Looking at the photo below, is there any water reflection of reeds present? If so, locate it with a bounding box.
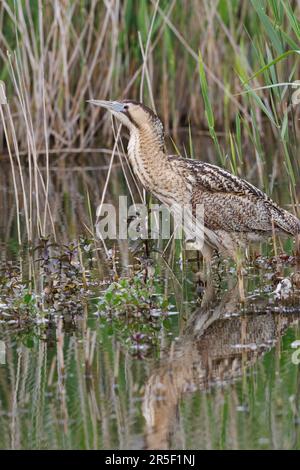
[0,280,299,450]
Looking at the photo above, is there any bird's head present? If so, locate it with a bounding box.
[87,99,164,148]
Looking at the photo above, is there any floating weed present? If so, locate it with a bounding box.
[95,273,176,357]
[0,238,102,323]
[0,239,178,355]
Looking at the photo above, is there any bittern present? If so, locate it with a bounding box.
[88,99,300,259]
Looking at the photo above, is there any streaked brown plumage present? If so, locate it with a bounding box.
[88,99,300,256]
[143,284,300,449]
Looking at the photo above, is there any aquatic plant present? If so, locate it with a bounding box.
[96,273,176,356]
[0,238,99,322]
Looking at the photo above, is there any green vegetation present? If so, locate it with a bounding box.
[0,0,300,451]
[0,0,299,245]
[96,274,175,355]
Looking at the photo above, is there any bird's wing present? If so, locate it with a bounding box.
[168,156,300,235]
[171,157,266,197]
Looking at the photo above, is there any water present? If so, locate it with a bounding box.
[0,255,299,450]
[0,143,300,450]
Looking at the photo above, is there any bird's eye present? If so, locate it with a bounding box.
[123,104,129,111]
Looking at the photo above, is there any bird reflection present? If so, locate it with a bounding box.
[142,283,300,449]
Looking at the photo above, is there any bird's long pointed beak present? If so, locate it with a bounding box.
[87,99,125,113]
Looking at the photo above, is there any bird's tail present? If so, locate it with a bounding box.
[270,205,300,236]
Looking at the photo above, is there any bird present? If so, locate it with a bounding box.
[142,282,299,449]
[88,99,300,262]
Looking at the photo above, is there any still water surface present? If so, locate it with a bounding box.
[0,144,300,449]
[0,258,299,450]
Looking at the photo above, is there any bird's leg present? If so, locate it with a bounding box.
[237,271,245,302]
[196,250,201,271]
[234,247,246,302]
[194,250,205,298]
[202,243,214,285]
[194,244,213,297]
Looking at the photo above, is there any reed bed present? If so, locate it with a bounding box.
[0,0,299,142]
[0,0,299,249]
[1,1,300,451]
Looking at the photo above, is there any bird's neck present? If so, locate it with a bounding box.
[127,124,167,190]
